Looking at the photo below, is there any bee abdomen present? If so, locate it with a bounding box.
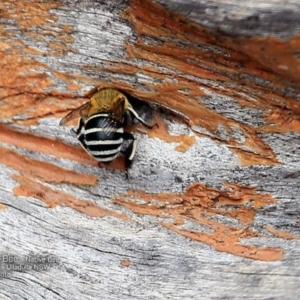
[78,115,124,163]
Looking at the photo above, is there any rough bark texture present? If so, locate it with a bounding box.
[0,0,300,299]
[157,0,300,38]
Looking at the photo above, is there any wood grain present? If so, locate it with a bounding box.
[0,0,300,299]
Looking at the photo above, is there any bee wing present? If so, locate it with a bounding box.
[97,97,125,135]
[59,102,90,126]
[110,95,125,121]
[100,118,120,135]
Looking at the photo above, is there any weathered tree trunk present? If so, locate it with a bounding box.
[0,0,300,299]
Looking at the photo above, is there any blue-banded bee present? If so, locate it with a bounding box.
[60,88,155,177]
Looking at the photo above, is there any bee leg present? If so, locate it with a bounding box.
[76,118,85,135]
[70,128,77,137]
[127,106,158,129]
[70,118,84,137]
[122,132,137,179]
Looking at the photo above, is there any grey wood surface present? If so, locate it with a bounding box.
[157,0,300,38]
[0,0,300,299]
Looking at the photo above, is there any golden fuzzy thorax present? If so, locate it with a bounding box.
[59,88,132,125]
[88,88,130,122]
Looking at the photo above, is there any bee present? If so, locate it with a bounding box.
[60,88,155,178]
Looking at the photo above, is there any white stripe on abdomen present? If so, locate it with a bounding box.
[85,138,123,146]
[84,127,124,135]
[88,145,122,156]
